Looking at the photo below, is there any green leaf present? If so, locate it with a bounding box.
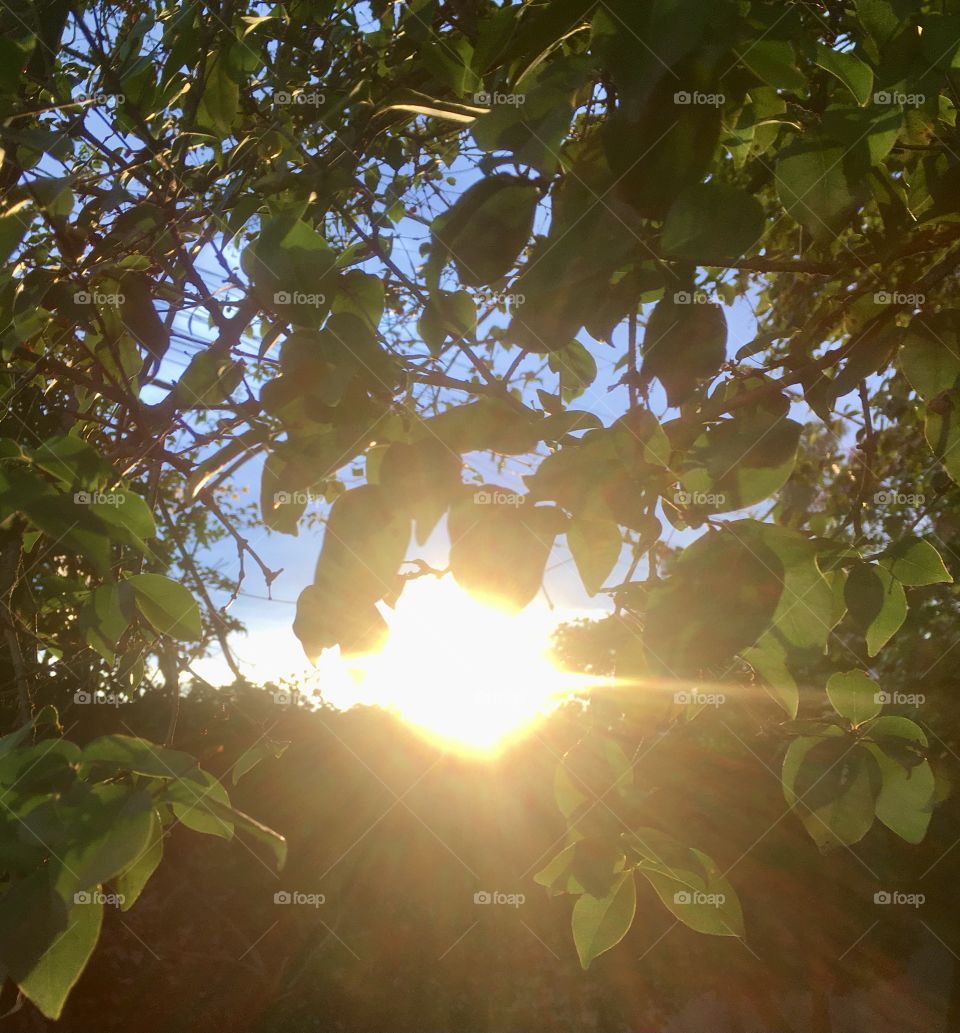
[820,105,903,167]
[427,398,542,455]
[642,299,727,407]
[569,838,628,898]
[231,738,290,785]
[826,669,883,724]
[29,435,112,491]
[51,786,156,897]
[727,86,790,167]
[920,13,960,69]
[333,270,385,329]
[0,872,68,998]
[867,745,935,844]
[166,768,234,841]
[259,452,308,536]
[533,843,585,896]
[857,0,908,51]
[739,39,806,91]
[471,56,589,174]
[924,387,960,484]
[814,44,874,106]
[312,484,410,604]
[296,484,410,656]
[621,827,701,871]
[548,340,598,403]
[0,466,112,576]
[160,781,287,869]
[212,800,287,870]
[606,79,721,220]
[31,176,74,219]
[879,538,952,587]
[899,314,960,401]
[378,438,463,544]
[113,808,163,911]
[661,183,766,263]
[679,411,802,513]
[845,562,907,656]
[571,871,636,969]
[197,53,239,135]
[639,851,744,937]
[242,213,337,329]
[554,762,589,822]
[567,518,622,596]
[420,34,480,95]
[81,734,202,780]
[616,409,672,469]
[16,888,102,1020]
[783,732,880,850]
[0,199,31,263]
[418,290,476,356]
[647,522,832,716]
[173,352,243,409]
[430,175,539,287]
[867,714,928,746]
[646,527,783,679]
[775,138,866,241]
[807,746,880,850]
[739,523,835,717]
[0,706,56,759]
[449,489,558,611]
[782,727,844,808]
[79,583,131,663]
[126,573,202,640]
[94,490,156,549]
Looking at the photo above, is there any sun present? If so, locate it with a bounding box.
[314,576,591,756]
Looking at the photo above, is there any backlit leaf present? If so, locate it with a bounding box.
[572,871,636,969]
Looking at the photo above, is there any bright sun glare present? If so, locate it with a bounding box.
[314,576,592,756]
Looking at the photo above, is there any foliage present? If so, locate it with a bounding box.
[0,706,284,1019]
[3,0,960,1001]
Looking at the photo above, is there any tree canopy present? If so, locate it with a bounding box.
[2,0,960,1018]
